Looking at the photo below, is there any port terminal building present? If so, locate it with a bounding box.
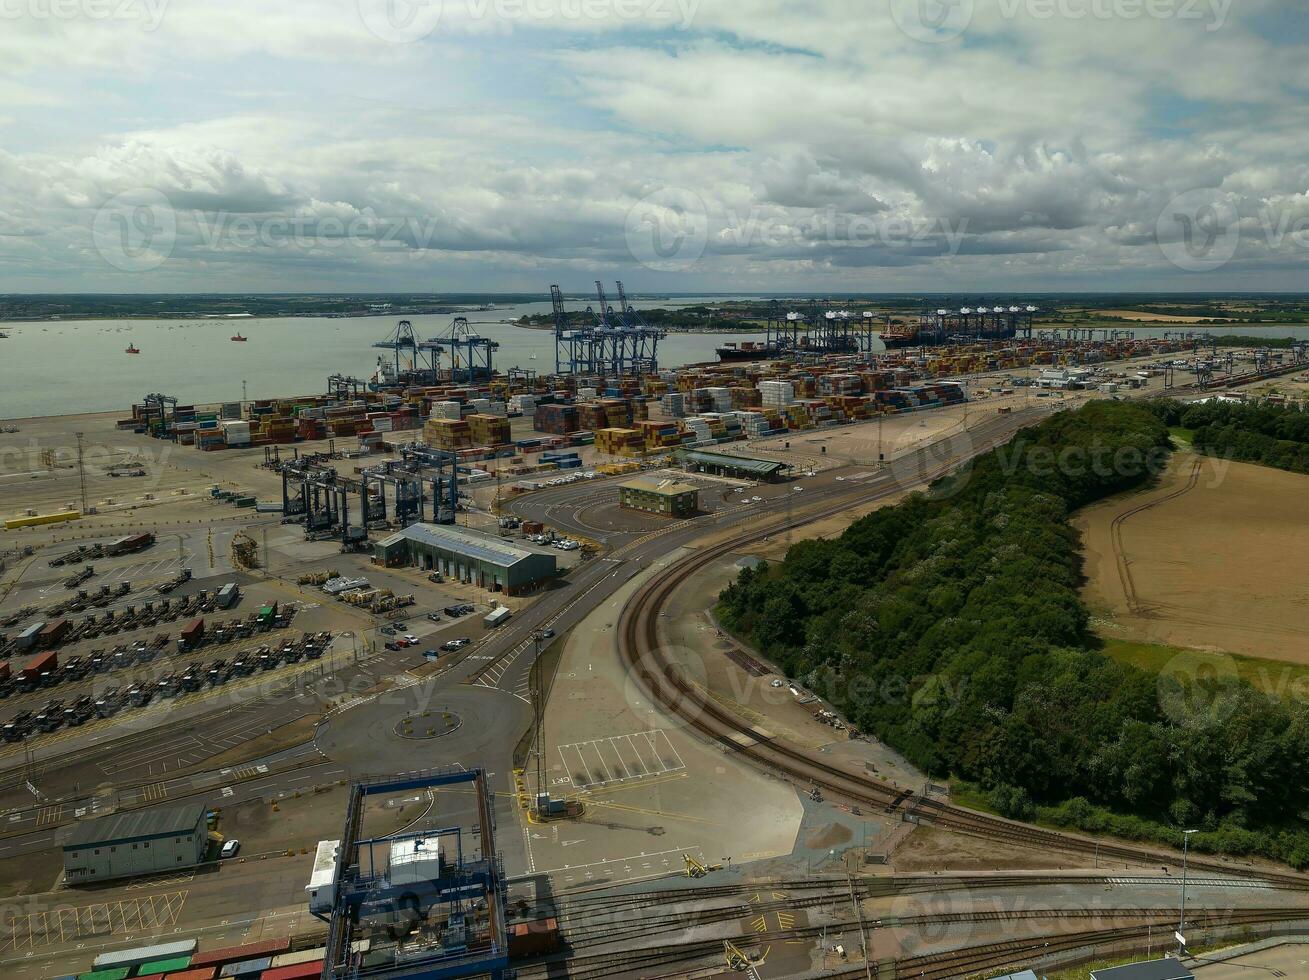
[62,803,209,884]
[373,523,557,595]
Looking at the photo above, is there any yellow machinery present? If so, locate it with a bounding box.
[684,853,723,878]
[724,940,751,971]
[231,531,259,569]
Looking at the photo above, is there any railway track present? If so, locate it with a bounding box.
[614,414,1309,891]
[517,906,1309,980]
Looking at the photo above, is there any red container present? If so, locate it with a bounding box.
[190,937,291,968]
[0,662,10,683]
[180,618,205,645]
[163,968,217,980]
[262,962,324,980]
[38,619,70,648]
[21,650,57,681]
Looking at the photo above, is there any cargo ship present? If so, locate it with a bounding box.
[716,341,785,362]
[878,319,921,349]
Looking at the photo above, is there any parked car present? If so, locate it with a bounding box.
[403,634,418,645]
[381,627,397,636]
[385,642,401,652]
[426,613,442,622]
[220,839,241,859]
[441,640,462,652]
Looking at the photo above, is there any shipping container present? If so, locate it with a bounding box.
[270,948,328,968]
[261,963,324,980]
[0,662,8,683]
[178,618,205,650]
[216,583,240,609]
[16,621,45,651]
[136,956,193,976]
[191,938,290,969]
[163,967,217,978]
[39,619,71,648]
[93,940,198,971]
[218,956,270,977]
[21,649,57,681]
[77,969,130,980]
[508,917,560,958]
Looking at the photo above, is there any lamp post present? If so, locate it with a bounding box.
[1178,828,1198,956]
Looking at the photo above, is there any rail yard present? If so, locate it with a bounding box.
[2,305,1308,980]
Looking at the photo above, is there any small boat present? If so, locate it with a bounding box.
[231,333,247,342]
[125,344,140,354]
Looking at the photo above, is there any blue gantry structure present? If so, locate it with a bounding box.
[320,768,509,980]
[551,281,665,376]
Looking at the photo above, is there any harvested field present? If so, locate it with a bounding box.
[1076,453,1309,663]
[1098,309,1241,323]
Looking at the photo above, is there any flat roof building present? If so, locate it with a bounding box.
[675,448,788,481]
[618,478,700,517]
[374,523,557,595]
[63,802,208,884]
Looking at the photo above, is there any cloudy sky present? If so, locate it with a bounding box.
[2,0,1307,294]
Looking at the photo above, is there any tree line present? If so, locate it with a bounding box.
[718,400,1309,867]
[1149,398,1309,475]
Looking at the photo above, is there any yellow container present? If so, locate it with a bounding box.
[5,510,81,530]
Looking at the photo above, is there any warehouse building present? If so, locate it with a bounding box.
[63,802,209,884]
[618,478,700,517]
[675,448,788,482]
[373,523,557,595]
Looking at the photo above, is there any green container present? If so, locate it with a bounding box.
[136,957,192,976]
[77,969,130,980]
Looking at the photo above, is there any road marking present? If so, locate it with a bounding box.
[0,891,187,951]
[557,730,686,791]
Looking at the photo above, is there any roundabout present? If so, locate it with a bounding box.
[394,709,462,740]
[314,680,532,774]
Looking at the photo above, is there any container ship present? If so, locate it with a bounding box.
[716,340,785,362]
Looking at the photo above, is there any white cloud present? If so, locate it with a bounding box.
[0,0,1306,290]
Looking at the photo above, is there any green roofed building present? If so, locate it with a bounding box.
[619,478,699,517]
[674,448,788,481]
[373,523,557,595]
[63,803,208,884]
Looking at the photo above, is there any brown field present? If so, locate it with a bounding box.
[1099,309,1241,323]
[1075,454,1309,663]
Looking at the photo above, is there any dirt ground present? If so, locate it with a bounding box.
[1076,453,1309,662]
[892,826,1102,873]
